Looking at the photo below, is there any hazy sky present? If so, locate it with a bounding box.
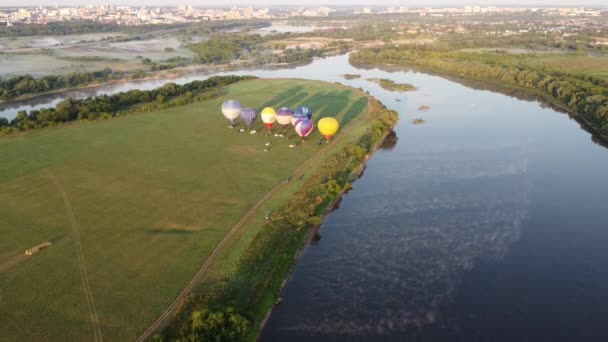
[3,0,607,7]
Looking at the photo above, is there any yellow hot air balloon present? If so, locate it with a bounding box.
[318,117,339,142]
[261,107,276,130]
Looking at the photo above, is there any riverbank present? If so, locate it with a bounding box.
[350,57,608,144]
[256,120,397,339]
[0,57,324,108]
[0,64,222,106]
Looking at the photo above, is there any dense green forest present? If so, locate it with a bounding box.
[0,75,254,134]
[188,32,329,66]
[163,99,398,342]
[0,68,116,100]
[351,48,608,137]
[189,33,264,64]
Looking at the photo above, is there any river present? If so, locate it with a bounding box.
[4,54,608,341]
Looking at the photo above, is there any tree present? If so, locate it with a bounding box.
[188,307,250,341]
[307,216,322,227]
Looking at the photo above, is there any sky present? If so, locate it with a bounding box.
[2,0,607,7]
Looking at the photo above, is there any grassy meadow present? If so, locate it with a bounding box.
[529,54,608,81]
[0,78,369,341]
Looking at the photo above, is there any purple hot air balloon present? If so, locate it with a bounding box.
[294,118,314,139]
[240,108,257,128]
[276,107,294,129]
[292,106,312,125]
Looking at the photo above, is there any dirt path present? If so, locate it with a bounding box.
[136,105,362,341]
[48,172,103,342]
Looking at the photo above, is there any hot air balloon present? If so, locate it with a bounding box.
[261,107,276,131]
[240,108,257,128]
[221,100,242,126]
[276,107,293,129]
[292,106,312,125]
[318,117,339,142]
[294,118,314,140]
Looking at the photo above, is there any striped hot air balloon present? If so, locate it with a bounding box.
[292,106,312,125]
[261,107,276,131]
[221,100,242,125]
[240,108,257,128]
[294,118,314,139]
[276,107,294,129]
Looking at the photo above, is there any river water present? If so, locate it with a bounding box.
[4,55,608,341]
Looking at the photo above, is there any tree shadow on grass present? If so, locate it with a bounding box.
[257,85,305,112]
[314,90,351,120]
[340,96,367,128]
[275,92,309,109]
[302,91,326,117]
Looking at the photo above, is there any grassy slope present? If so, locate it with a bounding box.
[0,78,369,341]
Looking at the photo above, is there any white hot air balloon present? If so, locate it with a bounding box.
[221,100,242,126]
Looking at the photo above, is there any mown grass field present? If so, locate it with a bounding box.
[0,78,369,341]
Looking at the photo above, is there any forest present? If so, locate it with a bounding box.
[187,32,329,66]
[0,68,116,100]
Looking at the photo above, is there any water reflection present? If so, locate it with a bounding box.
[352,60,608,150]
[379,130,398,150]
[262,141,531,340]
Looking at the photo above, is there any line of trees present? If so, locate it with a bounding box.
[0,68,116,100]
[351,48,608,137]
[253,46,325,65]
[0,75,255,134]
[164,98,398,341]
[0,21,192,37]
[0,21,121,37]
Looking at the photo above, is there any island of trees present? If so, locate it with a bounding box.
[367,78,417,92]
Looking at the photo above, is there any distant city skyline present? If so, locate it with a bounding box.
[1,0,607,7]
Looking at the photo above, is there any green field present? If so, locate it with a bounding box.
[0,78,370,341]
[530,54,608,81]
